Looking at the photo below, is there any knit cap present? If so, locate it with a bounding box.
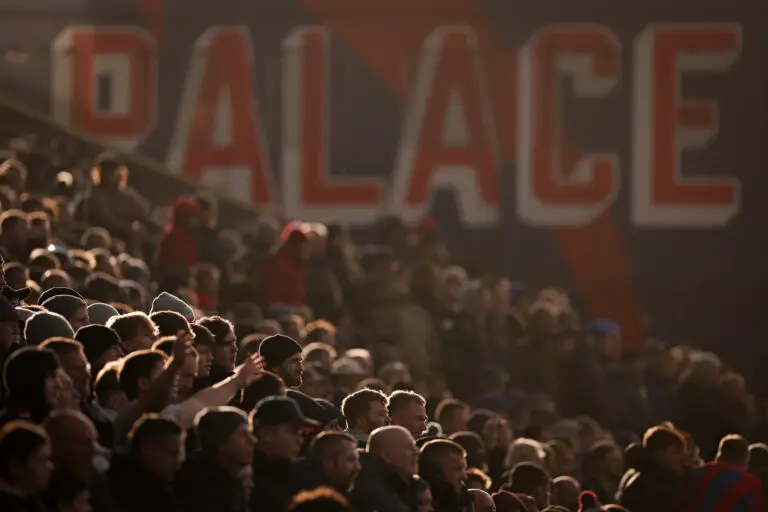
[41,295,87,320]
[87,303,119,326]
[15,307,34,322]
[258,334,302,369]
[24,311,75,346]
[150,292,195,323]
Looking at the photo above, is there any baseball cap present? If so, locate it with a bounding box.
[0,285,30,305]
[251,396,320,430]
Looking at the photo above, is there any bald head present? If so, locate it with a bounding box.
[367,425,412,454]
[44,409,93,439]
[43,410,97,477]
[470,489,496,512]
[551,475,581,510]
[367,425,418,475]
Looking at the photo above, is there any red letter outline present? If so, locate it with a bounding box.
[632,24,742,228]
[166,27,273,205]
[517,25,621,227]
[389,25,500,227]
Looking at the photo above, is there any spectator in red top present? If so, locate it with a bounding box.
[689,434,764,512]
[259,225,311,309]
[155,197,202,270]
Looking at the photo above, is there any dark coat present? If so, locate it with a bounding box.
[421,478,472,512]
[250,450,295,512]
[175,453,247,512]
[349,453,413,512]
[619,467,688,512]
[108,454,180,512]
[0,492,46,512]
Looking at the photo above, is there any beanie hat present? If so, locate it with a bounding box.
[38,287,83,305]
[578,491,604,512]
[15,307,34,322]
[150,292,195,323]
[191,324,215,349]
[41,295,87,320]
[75,325,121,362]
[87,303,119,326]
[258,334,302,368]
[194,406,248,454]
[24,311,75,346]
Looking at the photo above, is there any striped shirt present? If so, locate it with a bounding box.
[689,461,764,512]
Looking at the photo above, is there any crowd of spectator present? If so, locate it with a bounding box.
[0,133,764,512]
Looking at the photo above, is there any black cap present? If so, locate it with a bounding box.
[0,296,19,323]
[75,325,121,362]
[258,334,302,368]
[251,396,320,430]
[0,285,30,305]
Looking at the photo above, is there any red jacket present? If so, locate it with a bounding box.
[259,241,306,308]
[156,198,200,268]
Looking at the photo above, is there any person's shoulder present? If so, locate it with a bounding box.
[743,468,763,487]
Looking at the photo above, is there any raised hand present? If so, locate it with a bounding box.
[235,354,265,387]
[171,330,195,365]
